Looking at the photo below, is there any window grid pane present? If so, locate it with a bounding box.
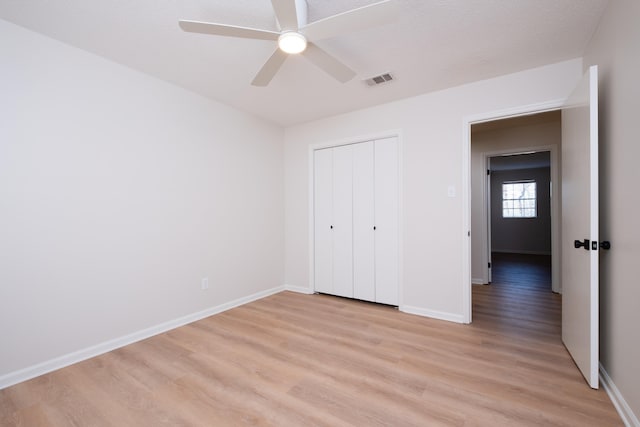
[502,181,537,218]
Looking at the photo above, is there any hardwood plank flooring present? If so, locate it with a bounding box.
[1,259,622,425]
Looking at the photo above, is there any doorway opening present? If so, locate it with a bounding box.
[470,111,561,324]
[462,67,599,387]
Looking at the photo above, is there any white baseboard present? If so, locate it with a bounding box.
[400,305,464,324]
[0,285,286,390]
[284,284,314,294]
[472,278,487,285]
[600,363,640,426]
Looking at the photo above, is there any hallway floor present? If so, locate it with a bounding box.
[473,253,559,339]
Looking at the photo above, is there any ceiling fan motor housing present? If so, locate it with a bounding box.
[278,31,307,54]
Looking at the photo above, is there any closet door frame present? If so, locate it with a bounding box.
[308,130,403,306]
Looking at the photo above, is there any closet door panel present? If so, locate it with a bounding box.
[374,138,399,305]
[332,145,354,298]
[313,148,333,294]
[353,141,375,302]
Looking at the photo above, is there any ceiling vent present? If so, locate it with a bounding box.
[364,72,394,86]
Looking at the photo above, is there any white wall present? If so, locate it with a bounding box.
[0,20,284,381]
[471,119,560,284]
[284,59,582,321]
[583,0,640,423]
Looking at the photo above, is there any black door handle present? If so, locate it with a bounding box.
[600,241,611,250]
[574,239,590,250]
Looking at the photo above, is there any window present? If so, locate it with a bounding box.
[502,181,537,218]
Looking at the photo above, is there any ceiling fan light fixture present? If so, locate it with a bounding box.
[278,32,307,54]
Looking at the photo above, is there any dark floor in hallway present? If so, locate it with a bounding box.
[472,252,560,340]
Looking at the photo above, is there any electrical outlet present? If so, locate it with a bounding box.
[201,277,209,290]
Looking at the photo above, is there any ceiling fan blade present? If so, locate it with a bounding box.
[301,0,397,41]
[302,43,356,83]
[271,0,299,31]
[252,48,288,86]
[179,20,280,41]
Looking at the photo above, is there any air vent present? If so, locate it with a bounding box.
[364,72,394,86]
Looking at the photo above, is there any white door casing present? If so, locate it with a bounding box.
[561,65,599,389]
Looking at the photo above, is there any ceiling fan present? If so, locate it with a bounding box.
[179,0,396,86]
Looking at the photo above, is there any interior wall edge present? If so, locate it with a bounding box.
[0,285,287,391]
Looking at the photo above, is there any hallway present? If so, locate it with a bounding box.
[473,253,559,339]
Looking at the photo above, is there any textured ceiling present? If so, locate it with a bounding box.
[0,0,609,126]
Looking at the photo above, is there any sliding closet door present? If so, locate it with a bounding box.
[374,137,399,305]
[313,148,333,294]
[331,145,354,298]
[353,141,375,301]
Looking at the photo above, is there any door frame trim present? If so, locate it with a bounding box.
[461,100,565,324]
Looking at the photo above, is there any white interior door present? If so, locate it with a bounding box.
[561,65,599,389]
[332,145,354,298]
[374,137,399,305]
[353,141,375,302]
[313,149,333,294]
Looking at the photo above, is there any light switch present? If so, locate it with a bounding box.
[448,185,456,198]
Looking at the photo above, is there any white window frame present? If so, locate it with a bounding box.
[502,180,537,218]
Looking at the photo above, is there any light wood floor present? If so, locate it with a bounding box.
[0,258,622,426]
